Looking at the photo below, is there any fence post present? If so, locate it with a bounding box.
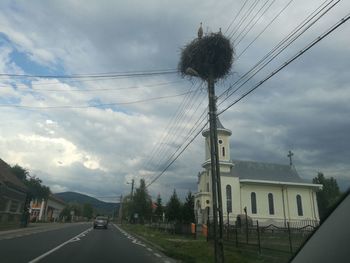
[227,212,230,240]
[287,221,293,256]
[207,220,210,242]
[235,227,238,248]
[257,220,261,254]
[244,207,248,244]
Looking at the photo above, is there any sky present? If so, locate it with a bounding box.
[0,0,349,203]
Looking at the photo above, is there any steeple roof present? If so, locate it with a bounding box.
[216,117,225,129]
[202,117,232,137]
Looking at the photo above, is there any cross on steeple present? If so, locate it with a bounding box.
[288,150,294,166]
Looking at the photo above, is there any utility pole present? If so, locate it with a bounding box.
[118,194,123,224]
[208,75,225,263]
[130,179,135,197]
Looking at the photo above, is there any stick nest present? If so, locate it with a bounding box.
[179,33,234,80]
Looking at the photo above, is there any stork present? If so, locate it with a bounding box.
[198,22,203,39]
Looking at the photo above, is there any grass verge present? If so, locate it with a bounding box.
[121,224,291,263]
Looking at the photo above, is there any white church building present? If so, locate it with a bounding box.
[194,119,322,227]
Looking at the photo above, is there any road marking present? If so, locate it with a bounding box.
[113,224,171,261]
[28,227,92,263]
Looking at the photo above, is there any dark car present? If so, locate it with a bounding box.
[93,216,109,229]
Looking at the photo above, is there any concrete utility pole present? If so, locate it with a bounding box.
[207,75,225,263]
[131,179,134,197]
[118,194,123,224]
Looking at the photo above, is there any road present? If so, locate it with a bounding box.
[0,223,173,263]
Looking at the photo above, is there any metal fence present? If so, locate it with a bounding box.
[148,222,196,236]
[208,219,318,257]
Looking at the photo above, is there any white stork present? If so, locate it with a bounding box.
[198,22,203,39]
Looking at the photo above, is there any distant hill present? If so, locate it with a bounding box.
[55,191,119,216]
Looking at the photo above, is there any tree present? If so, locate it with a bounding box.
[60,203,82,221]
[132,179,152,223]
[313,172,341,220]
[82,203,94,220]
[11,164,29,181]
[154,194,164,222]
[166,189,182,223]
[10,164,50,200]
[10,164,50,226]
[182,191,195,224]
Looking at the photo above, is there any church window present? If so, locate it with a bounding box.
[218,139,223,144]
[226,185,232,213]
[207,183,209,192]
[268,193,275,215]
[251,192,257,214]
[296,194,303,216]
[222,147,225,157]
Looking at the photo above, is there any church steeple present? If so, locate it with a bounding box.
[202,118,232,172]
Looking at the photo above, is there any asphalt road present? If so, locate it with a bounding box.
[0,223,172,263]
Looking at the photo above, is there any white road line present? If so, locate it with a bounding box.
[147,248,153,252]
[154,253,162,258]
[28,227,92,263]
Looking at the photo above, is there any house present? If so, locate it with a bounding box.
[194,119,322,227]
[30,194,66,222]
[0,159,28,228]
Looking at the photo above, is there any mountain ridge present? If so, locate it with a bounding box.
[55,191,119,216]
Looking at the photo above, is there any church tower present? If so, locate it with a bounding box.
[202,118,233,173]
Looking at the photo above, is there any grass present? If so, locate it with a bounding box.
[121,224,292,263]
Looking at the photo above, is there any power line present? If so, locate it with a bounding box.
[235,0,296,60]
[227,0,260,39]
[234,0,276,47]
[0,89,197,109]
[142,81,201,171]
[224,0,250,34]
[0,69,178,79]
[218,0,339,105]
[7,80,184,92]
[232,0,273,43]
[146,120,208,188]
[151,86,206,170]
[218,12,350,116]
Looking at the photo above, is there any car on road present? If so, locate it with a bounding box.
[93,216,109,229]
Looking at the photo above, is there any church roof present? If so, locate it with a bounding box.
[230,160,308,184]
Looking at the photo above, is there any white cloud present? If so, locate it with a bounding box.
[0,0,349,201]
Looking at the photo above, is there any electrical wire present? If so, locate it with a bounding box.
[0,90,197,109]
[0,69,178,79]
[218,0,339,105]
[218,13,350,116]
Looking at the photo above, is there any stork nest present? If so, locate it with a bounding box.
[179,33,234,81]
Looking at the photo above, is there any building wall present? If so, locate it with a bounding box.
[0,183,27,227]
[239,183,319,226]
[196,173,320,227]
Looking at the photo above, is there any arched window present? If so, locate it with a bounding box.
[226,185,232,213]
[222,147,225,157]
[268,193,274,215]
[251,192,257,214]
[296,194,303,216]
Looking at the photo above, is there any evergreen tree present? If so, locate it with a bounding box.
[313,172,341,220]
[132,179,152,223]
[166,189,182,223]
[154,194,164,222]
[182,191,195,223]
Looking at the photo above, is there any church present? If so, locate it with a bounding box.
[194,119,322,227]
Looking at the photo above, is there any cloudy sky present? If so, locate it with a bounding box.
[0,0,349,203]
